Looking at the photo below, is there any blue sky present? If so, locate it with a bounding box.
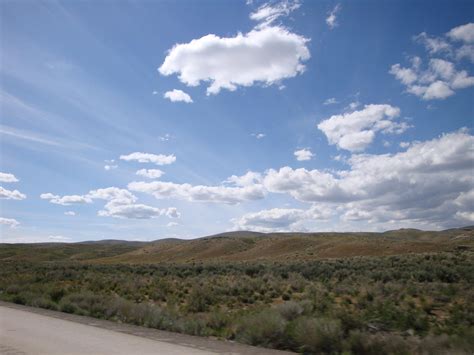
[1,0,473,242]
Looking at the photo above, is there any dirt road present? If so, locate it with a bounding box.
[0,303,290,354]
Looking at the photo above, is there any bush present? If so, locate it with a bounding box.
[345,331,412,355]
[291,317,343,353]
[236,309,286,348]
[277,301,303,321]
[187,286,214,313]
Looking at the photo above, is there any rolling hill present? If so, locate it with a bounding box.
[1,227,472,263]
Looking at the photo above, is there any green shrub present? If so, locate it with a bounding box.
[277,301,303,321]
[291,317,343,353]
[236,309,286,348]
[345,330,412,355]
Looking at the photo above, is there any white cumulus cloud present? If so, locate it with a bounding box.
[447,23,474,43]
[317,104,407,152]
[158,26,310,95]
[262,130,473,227]
[233,205,332,232]
[294,148,314,161]
[41,186,178,220]
[391,23,474,99]
[163,89,193,103]
[0,172,18,183]
[129,171,265,205]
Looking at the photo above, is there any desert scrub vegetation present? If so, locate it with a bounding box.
[0,250,473,354]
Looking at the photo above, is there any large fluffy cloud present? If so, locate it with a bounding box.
[317,104,407,152]
[128,181,265,205]
[120,152,176,166]
[232,205,332,232]
[262,130,473,227]
[129,171,265,204]
[98,201,179,219]
[158,26,310,95]
[127,129,472,228]
[447,23,474,43]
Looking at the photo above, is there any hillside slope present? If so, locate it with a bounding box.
[96,228,472,264]
[1,227,472,264]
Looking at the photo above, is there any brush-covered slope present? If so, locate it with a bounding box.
[1,227,472,264]
[0,240,145,262]
[94,227,473,264]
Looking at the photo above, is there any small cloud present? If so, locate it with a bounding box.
[252,133,266,139]
[399,141,411,148]
[104,164,118,171]
[0,172,19,183]
[347,101,361,110]
[163,89,193,103]
[152,91,159,95]
[167,222,179,227]
[0,187,26,200]
[323,97,338,105]
[332,154,347,163]
[0,217,20,228]
[48,235,71,242]
[120,152,176,166]
[64,211,76,216]
[294,148,314,161]
[382,140,391,147]
[326,4,341,29]
[159,133,173,142]
[250,0,301,28]
[136,169,165,179]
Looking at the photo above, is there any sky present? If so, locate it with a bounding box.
[1,0,473,243]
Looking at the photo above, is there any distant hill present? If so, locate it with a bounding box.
[1,227,472,264]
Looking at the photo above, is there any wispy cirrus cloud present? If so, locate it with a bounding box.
[326,4,341,29]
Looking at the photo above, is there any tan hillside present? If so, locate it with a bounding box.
[1,227,472,264]
[92,227,474,264]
